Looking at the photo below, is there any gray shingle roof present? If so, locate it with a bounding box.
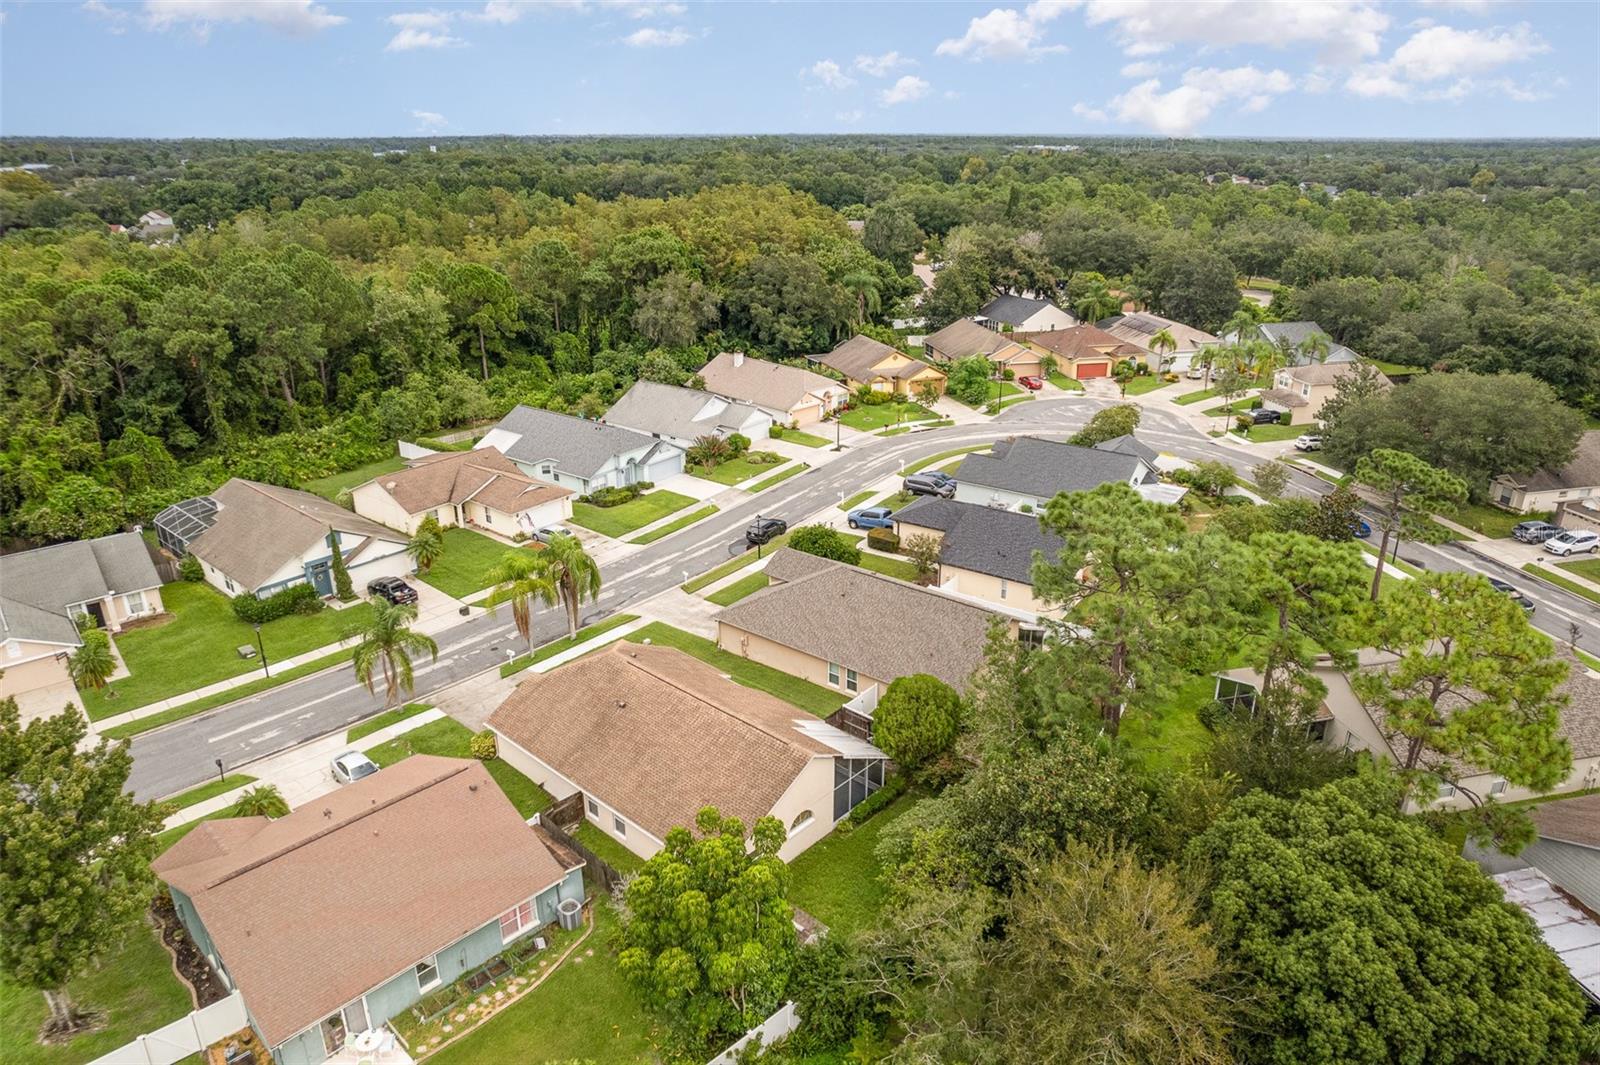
[1500,431,1600,494]
[956,437,1149,499]
[602,380,767,444]
[0,532,162,647]
[894,497,1063,585]
[813,335,938,384]
[1255,322,1359,364]
[1093,434,1160,466]
[696,352,843,414]
[478,405,669,480]
[923,318,1013,360]
[979,293,1062,327]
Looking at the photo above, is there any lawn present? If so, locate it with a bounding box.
[627,505,716,544]
[570,490,696,538]
[417,527,527,600]
[82,581,374,720]
[164,773,257,811]
[1046,371,1083,392]
[301,456,406,502]
[837,490,874,512]
[1203,399,1260,417]
[838,401,937,432]
[857,552,920,583]
[1558,557,1600,583]
[425,902,660,1065]
[776,428,830,448]
[1174,386,1223,406]
[625,622,845,718]
[870,489,916,510]
[1121,374,1172,396]
[1523,563,1600,605]
[1368,359,1426,377]
[500,614,641,676]
[1452,503,1547,540]
[788,792,917,938]
[948,381,1023,409]
[905,445,990,474]
[690,452,788,485]
[101,648,351,741]
[348,702,432,742]
[573,822,646,877]
[0,926,193,1065]
[749,463,809,492]
[367,717,552,817]
[1240,422,1305,443]
[706,571,770,606]
[1120,673,1216,776]
[681,532,793,593]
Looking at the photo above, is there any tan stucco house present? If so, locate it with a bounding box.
[696,351,846,427]
[892,497,1064,615]
[351,448,572,540]
[1260,362,1389,425]
[921,319,1044,380]
[1100,312,1219,374]
[811,335,947,397]
[1017,324,1147,381]
[1491,431,1600,514]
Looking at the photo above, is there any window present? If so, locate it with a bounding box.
[845,668,858,693]
[1306,719,1329,742]
[415,955,440,992]
[1019,626,1046,649]
[1301,384,1311,397]
[1437,779,1456,799]
[483,509,493,525]
[499,899,535,942]
[833,758,885,821]
[123,590,146,615]
[1214,677,1259,714]
[999,578,1008,600]
[827,662,840,687]
[319,1011,347,1056]
[586,797,599,816]
[541,464,553,477]
[223,577,235,593]
[1490,779,1508,796]
[788,811,814,837]
[613,815,627,836]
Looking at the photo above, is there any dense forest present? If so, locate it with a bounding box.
[3,135,1599,543]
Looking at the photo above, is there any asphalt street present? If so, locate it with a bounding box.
[124,396,1600,800]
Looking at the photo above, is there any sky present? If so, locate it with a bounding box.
[1,0,1596,139]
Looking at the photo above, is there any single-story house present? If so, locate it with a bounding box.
[476,404,685,493]
[809,335,947,398]
[978,293,1077,333]
[696,351,846,427]
[921,318,1045,379]
[892,497,1064,614]
[0,532,163,723]
[350,448,572,540]
[1236,321,1359,365]
[169,479,413,599]
[1098,312,1219,373]
[601,379,773,451]
[153,756,585,1065]
[714,548,1014,697]
[488,642,888,863]
[1016,324,1147,381]
[952,436,1168,512]
[1259,362,1389,425]
[1491,431,1600,514]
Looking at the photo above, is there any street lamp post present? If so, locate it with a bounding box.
[253,622,270,678]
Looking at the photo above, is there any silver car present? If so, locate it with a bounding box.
[331,751,379,785]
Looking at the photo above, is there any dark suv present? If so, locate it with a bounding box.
[903,471,957,498]
[367,576,419,606]
[1249,408,1284,425]
[746,516,788,546]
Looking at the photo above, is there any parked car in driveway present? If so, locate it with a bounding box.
[1249,408,1284,425]
[746,515,787,546]
[1486,577,1536,613]
[903,471,957,498]
[1017,375,1043,391]
[367,576,419,606]
[1512,520,1561,544]
[847,506,895,530]
[1293,434,1323,451]
[531,525,567,545]
[331,751,379,785]
[1545,530,1600,556]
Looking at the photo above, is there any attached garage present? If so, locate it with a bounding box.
[642,447,685,483]
[1075,361,1111,379]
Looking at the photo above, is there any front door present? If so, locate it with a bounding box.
[85,601,108,628]
[306,561,334,597]
[320,1011,347,1056]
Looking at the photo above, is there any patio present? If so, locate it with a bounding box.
[327,1028,415,1065]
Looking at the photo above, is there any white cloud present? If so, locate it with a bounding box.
[805,59,856,90]
[935,2,1070,62]
[622,25,690,47]
[82,0,130,33]
[386,25,461,51]
[1078,1,1389,65]
[617,1,687,17]
[880,75,931,106]
[388,10,453,30]
[1072,102,1108,122]
[412,109,448,130]
[854,50,913,77]
[1346,22,1549,100]
[1094,65,1294,136]
[1417,0,1497,11]
[477,1,528,23]
[140,0,345,36]
[1120,60,1159,77]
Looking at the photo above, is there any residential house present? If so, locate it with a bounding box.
[161,479,412,599]
[152,756,585,1065]
[1099,312,1219,373]
[0,533,163,722]
[809,335,947,398]
[1242,321,1360,365]
[350,448,572,540]
[713,548,1013,697]
[476,405,685,493]
[488,642,888,863]
[1491,431,1600,514]
[601,379,773,451]
[695,351,846,427]
[977,293,1077,333]
[1259,362,1389,426]
[952,436,1171,512]
[139,209,174,228]
[1016,324,1147,381]
[892,497,1064,614]
[921,318,1044,379]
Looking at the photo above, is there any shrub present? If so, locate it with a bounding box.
[846,774,908,826]
[470,730,498,760]
[1019,503,1034,514]
[726,432,750,456]
[903,533,940,581]
[866,528,900,553]
[768,425,785,439]
[583,484,647,508]
[178,553,204,582]
[511,531,529,543]
[872,674,961,769]
[1235,415,1254,433]
[231,582,322,624]
[790,524,862,564]
[687,434,732,469]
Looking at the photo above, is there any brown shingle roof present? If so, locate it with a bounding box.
[924,318,1012,360]
[816,335,941,384]
[1260,387,1310,408]
[370,449,570,516]
[1016,324,1144,361]
[153,757,573,1048]
[697,352,844,413]
[489,643,833,841]
[1282,362,1381,387]
[1533,792,1600,850]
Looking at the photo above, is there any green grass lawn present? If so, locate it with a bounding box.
[573,822,646,877]
[1174,386,1223,405]
[164,773,257,811]
[1120,673,1216,776]
[1046,371,1084,392]
[102,647,351,741]
[417,527,527,600]
[788,792,917,938]
[839,402,937,432]
[82,581,374,720]
[367,717,552,817]
[1122,374,1172,396]
[1554,559,1600,593]
[348,702,432,742]
[1203,399,1259,417]
[426,902,660,1065]
[870,489,916,510]
[905,445,990,474]
[837,490,874,512]
[690,452,788,485]
[681,532,793,593]
[1369,359,1426,377]
[1452,503,1547,540]
[776,428,830,448]
[571,490,696,538]
[857,552,920,582]
[0,927,193,1065]
[302,456,407,502]
[749,463,809,492]
[1523,563,1600,605]
[706,571,770,606]
[500,614,641,676]
[1241,422,1305,443]
[626,622,845,718]
[627,505,717,544]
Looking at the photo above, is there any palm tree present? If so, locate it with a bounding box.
[1221,310,1261,345]
[1148,327,1178,373]
[407,515,445,574]
[839,271,883,326]
[231,784,290,818]
[536,533,603,640]
[484,549,557,657]
[1073,282,1121,324]
[350,602,439,709]
[1295,331,1332,365]
[68,629,116,697]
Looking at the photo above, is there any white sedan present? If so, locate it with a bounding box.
[331,751,379,785]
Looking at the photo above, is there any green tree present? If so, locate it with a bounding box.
[902,532,941,583]
[484,548,554,657]
[230,783,290,818]
[1071,276,1122,324]
[788,524,862,565]
[1068,402,1140,447]
[1352,448,1468,600]
[838,272,883,326]
[349,601,439,708]
[1245,532,1369,700]
[1252,458,1293,500]
[1112,359,1138,397]
[0,701,167,1036]
[943,355,993,407]
[67,628,116,697]
[406,514,445,575]
[1147,326,1178,371]
[329,531,354,602]
[862,206,923,272]
[532,532,602,640]
[1147,243,1241,333]
[632,272,720,348]
[871,674,960,770]
[432,262,520,380]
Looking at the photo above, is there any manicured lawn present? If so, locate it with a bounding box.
[1174,386,1223,405]
[426,902,660,1065]
[348,702,432,742]
[625,622,845,718]
[995,395,1034,412]
[1240,422,1305,443]
[1046,371,1083,391]
[905,445,990,474]
[776,428,830,448]
[706,572,770,606]
[573,822,646,876]
[570,490,696,538]
[102,648,351,741]
[1453,503,1548,540]
[749,463,809,492]
[0,926,193,1065]
[839,402,937,432]
[1120,673,1216,776]
[367,717,552,817]
[857,552,920,583]
[164,773,257,811]
[837,490,874,512]
[302,456,406,502]
[417,526,528,600]
[681,533,793,593]
[1122,374,1172,396]
[500,614,640,676]
[1523,563,1600,605]
[1578,650,1600,672]
[788,792,917,938]
[1203,399,1259,417]
[1556,557,1600,583]
[82,581,374,720]
[1369,359,1426,377]
[871,490,916,510]
[690,452,788,485]
[627,505,716,544]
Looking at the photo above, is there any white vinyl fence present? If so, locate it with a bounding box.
[88,992,248,1065]
[706,1001,800,1065]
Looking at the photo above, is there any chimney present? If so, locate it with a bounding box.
[732,351,744,368]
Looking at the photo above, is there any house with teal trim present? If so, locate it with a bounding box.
[152,756,586,1064]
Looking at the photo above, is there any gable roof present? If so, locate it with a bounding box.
[1094,433,1161,466]
[713,548,1002,690]
[153,756,574,1048]
[814,335,941,384]
[0,532,161,648]
[696,352,843,413]
[1099,312,1218,353]
[1256,321,1359,364]
[1017,324,1145,361]
[894,497,1064,585]
[979,293,1070,328]
[602,380,768,443]
[1281,361,1375,387]
[1500,431,1600,494]
[923,318,1014,359]
[367,448,570,516]
[488,643,862,840]
[476,405,669,480]
[1533,792,1600,851]
[955,436,1150,499]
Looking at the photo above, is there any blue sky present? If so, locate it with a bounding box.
[2,1,1596,138]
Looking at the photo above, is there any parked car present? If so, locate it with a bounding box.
[531,525,567,545]
[1293,434,1323,451]
[1249,408,1283,425]
[1486,577,1536,613]
[746,515,787,546]
[847,506,895,530]
[1351,518,1372,539]
[367,576,419,606]
[1545,530,1600,556]
[1186,365,1209,380]
[1017,375,1043,391]
[1512,520,1561,544]
[903,471,957,498]
[331,751,379,785]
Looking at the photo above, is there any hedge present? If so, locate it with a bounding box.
[231,582,323,624]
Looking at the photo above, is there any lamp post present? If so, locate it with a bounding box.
[253,622,270,678]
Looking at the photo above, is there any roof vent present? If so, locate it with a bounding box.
[616,700,627,709]
[469,783,478,792]
[323,808,332,818]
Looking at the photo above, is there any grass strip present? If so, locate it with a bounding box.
[572,822,646,876]
[856,552,920,582]
[837,490,875,512]
[748,463,809,492]
[162,773,257,810]
[100,649,351,741]
[706,572,769,606]
[627,505,717,544]
[570,490,696,538]
[776,429,829,448]
[905,444,990,474]
[499,614,640,677]
[681,533,791,593]
[625,622,844,718]
[367,717,551,817]
[347,702,432,743]
[1522,563,1600,606]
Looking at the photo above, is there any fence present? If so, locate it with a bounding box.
[87,991,247,1065]
[536,817,628,894]
[706,1001,801,1065]
[543,790,585,830]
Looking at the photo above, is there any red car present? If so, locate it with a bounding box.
[1017,375,1043,391]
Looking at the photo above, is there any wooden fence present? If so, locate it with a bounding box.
[538,817,628,894]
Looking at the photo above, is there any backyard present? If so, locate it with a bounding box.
[417,527,529,600]
[570,490,696,538]
[690,451,788,485]
[1452,503,1549,540]
[625,622,846,718]
[366,717,552,818]
[788,792,917,938]
[1119,673,1216,776]
[838,401,937,432]
[302,456,406,501]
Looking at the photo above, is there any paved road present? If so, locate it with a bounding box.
[124,397,1599,799]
